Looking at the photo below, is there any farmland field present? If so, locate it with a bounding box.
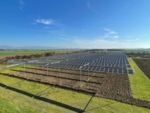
[0,50,70,56]
[128,58,150,101]
[0,53,150,112]
[0,68,150,113]
[1,65,150,109]
[132,58,150,79]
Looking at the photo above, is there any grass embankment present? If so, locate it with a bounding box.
[0,66,150,113]
[0,50,69,56]
[128,58,150,101]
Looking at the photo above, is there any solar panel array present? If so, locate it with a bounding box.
[7,52,134,74]
[47,53,134,74]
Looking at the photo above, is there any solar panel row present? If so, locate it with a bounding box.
[47,64,134,74]
[47,53,134,74]
[9,52,134,74]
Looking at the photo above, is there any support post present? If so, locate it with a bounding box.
[24,63,25,76]
[47,65,48,76]
[80,68,82,87]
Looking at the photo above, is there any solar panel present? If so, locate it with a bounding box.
[82,66,86,70]
[127,65,131,68]
[113,68,118,73]
[128,70,134,74]
[123,72,128,74]
[20,53,134,74]
[109,68,113,71]
[96,67,100,71]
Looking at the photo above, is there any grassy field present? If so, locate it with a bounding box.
[0,66,150,113]
[0,50,72,56]
[128,58,150,101]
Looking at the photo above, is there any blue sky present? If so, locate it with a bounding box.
[0,0,150,49]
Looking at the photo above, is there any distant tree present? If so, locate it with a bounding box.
[5,56,14,60]
[34,54,40,58]
[30,55,35,59]
[44,52,55,56]
[15,55,21,59]
[44,52,50,56]
[22,55,27,59]
[51,52,55,55]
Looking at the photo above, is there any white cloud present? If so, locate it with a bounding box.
[72,38,143,49]
[87,1,99,14]
[104,28,119,39]
[104,28,118,35]
[104,28,110,32]
[59,33,145,48]
[125,38,139,42]
[19,0,24,10]
[36,19,54,25]
[58,28,150,48]
[113,35,119,39]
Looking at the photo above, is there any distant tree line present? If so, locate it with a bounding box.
[5,52,56,60]
[126,52,150,57]
[0,52,56,63]
[0,50,83,63]
[107,49,125,51]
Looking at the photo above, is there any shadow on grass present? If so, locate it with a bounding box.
[0,82,84,113]
[83,93,95,112]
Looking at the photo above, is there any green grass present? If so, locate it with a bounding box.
[128,58,150,101]
[0,64,6,68]
[0,97,32,113]
[0,64,33,72]
[0,50,70,56]
[0,67,150,112]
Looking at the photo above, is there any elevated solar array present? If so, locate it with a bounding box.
[47,53,134,74]
[7,53,134,74]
